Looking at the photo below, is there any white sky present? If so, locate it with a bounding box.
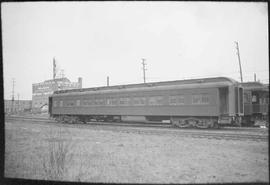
[2,2,268,100]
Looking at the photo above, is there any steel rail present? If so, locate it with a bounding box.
[5,116,268,142]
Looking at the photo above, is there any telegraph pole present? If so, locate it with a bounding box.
[17,93,20,112]
[53,57,56,79]
[142,58,147,83]
[11,78,15,113]
[107,76,110,86]
[235,41,243,83]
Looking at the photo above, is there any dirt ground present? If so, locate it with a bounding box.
[4,120,269,183]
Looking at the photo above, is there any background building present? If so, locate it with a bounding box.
[5,99,32,114]
[32,77,82,113]
[32,58,82,113]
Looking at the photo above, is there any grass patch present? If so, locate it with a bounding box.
[41,127,74,181]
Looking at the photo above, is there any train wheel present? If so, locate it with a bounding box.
[172,119,190,128]
[195,119,218,129]
[179,120,194,128]
[234,117,242,127]
[178,122,191,128]
[213,122,219,129]
[194,119,208,129]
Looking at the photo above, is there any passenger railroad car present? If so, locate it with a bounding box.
[241,82,269,127]
[49,77,244,128]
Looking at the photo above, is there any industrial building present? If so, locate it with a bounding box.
[32,59,82,113]
[5,99,32,114]
[32,77,82,113]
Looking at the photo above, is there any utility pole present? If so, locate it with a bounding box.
[53,57,58,92]
[11,78,15,114]
[254,73,256,82]
[17,93,20,112]
[107,76,110,86]
[235,41,243,83]
[60,69,65,78]
[142,58,147,83]
[53,57,56,79]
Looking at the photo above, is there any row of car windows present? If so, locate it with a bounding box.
[244,94,269,104]
[53,94,210,107]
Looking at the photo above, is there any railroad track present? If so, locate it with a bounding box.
[5,116,268,142]
[5,116,172,127]
[5,115,50,121]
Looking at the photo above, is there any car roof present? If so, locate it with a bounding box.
[52,77,239,97]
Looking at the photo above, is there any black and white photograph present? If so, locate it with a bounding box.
[2,1,269,184]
